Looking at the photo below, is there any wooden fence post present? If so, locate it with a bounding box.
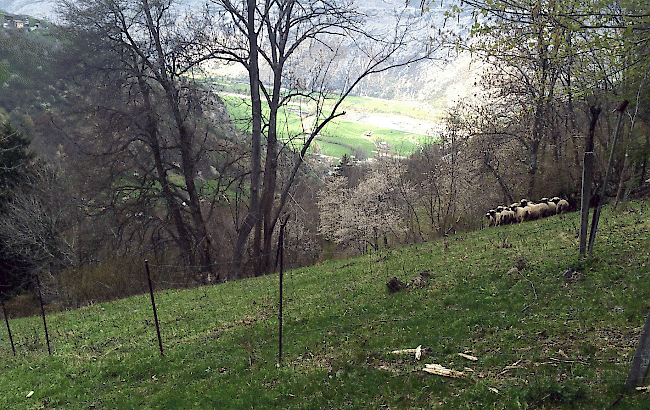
[277,214,289,367]
[588,100,628,255]
[580,106,600,256]
[625,309,650,391]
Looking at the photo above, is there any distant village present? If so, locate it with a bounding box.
[2,12,47,31]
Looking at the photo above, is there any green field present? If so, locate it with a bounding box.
[337,95,445,121]
[2,201,650,408]
[220,94,436,159]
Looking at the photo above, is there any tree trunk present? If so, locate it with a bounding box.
[143,0,214,275]
[138,75,196,269]
[258,68,284,276]
[231,0,262,279]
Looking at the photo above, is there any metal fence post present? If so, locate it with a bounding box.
[145,260,164,356]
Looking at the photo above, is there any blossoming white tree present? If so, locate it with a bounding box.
[318,159,415,253]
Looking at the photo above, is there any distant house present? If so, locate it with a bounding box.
[3,13,32,29]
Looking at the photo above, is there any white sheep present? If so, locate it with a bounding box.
[524,199,552,219]
[520,199,542,221]
[535,200,552,218]
[510,202,529,223]
[551,197,570,214]
[540,198,557,216]
[498,205,515,225]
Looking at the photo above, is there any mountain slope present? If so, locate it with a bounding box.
[1,0,475,101]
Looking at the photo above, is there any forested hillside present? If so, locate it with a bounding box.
[0,16,59,129]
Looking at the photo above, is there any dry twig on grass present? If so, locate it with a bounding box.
[423,363,465,379]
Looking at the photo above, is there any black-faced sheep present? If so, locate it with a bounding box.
[485,210,497,227]
[496,205,515,225]
[520,199,544,221]
[510,202,529,223]
[495,206,505,225]
[540,198,557,216]
[551,197,570,214]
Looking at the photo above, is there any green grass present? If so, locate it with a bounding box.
[311,139,355,158]
[337,95,445,121]
[4,201,650,408]
[220,95,431,158]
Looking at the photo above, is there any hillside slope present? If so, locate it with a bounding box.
[1,201,649,409]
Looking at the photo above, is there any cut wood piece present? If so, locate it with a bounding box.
[458,353,478,361]
[391,345,424,360]
[423,363,465,379]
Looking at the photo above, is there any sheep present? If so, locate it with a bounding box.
[535,200,552,218]
[519,199,543,221]
[494,206,505,225]
[498,205,515,225]
[551,197,570,214]
[510,202,529,223]
[485,210,497,227]
[540,198,557,216]
[528,202,549,220]
[495,206,512,225]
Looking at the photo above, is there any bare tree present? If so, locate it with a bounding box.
[0,167,76,301]
[408,112,481,237]
[58,0,243,279]
[203,0,437,276]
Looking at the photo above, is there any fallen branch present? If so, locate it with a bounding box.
[498,359,523,376]
[458,353,478,361]
[391,345,424,360]
[423,363,465,379]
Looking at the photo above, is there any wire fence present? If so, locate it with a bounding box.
[0,207,647,393]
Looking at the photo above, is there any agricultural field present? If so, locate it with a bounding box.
[218,88,443,161]
[2,201,650,408]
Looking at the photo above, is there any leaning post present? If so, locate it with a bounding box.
[1,298,16,356]
[35,273,51,355]
[588,100,628,255]
[625,309,650,391]
[579,105,600,256]
[145,260,164,356]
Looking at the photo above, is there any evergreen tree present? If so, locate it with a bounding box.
[0,121,37,300]
[0,121,36,209]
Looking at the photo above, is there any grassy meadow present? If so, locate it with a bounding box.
[220,94,435,160]
[2,201,650,409]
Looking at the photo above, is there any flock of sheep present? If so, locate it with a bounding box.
[485,197,570,227]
